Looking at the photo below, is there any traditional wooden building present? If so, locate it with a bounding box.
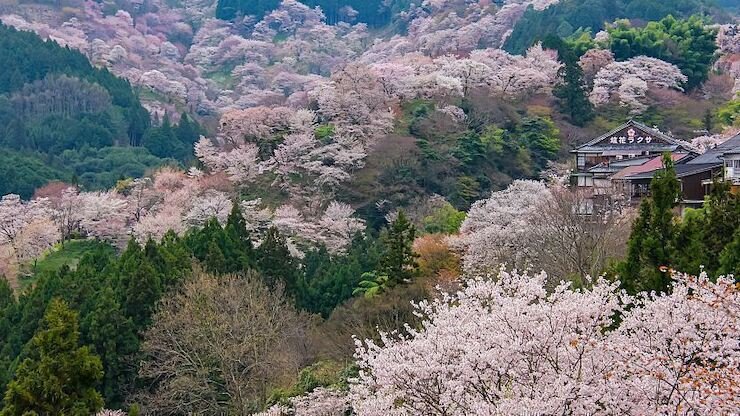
[572,122,740,210]
[687,133,740,194]
[571,120,696,192]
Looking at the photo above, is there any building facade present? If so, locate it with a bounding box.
[571,120,740,209]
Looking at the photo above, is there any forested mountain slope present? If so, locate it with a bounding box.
[505,0,733,53]
[0,1,738,414]
[0,24,204,198]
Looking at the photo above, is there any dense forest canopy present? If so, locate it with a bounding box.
[216,0,412,25]
[505,0,730,54]
[0,24,204,198]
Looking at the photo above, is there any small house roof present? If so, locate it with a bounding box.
[623,163,720,181]
[687,133,740,164]
[611,153,689,180]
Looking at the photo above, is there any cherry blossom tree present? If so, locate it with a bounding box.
[717,24,740,55]
[14,218,60,266]
[691,133,732,154]
[255,387,350,416]
[456,180,551,274]
[578,48,614,83]
[0,194,54,255]
[590,56,688,113]
[348,269,739,415]
[76,191,129,245]
[183,190,233,227]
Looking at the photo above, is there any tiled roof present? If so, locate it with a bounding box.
[574,119,693,153]
[611,153,689,180]
[623,163,720,181]
[688,133,740,164]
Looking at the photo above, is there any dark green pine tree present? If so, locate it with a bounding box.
[0,299,104,416]
[619,154,681,294]
[157,230,194,287]
[223,202,254,272]
[256,227,301,296]
[379,211,419,286]
[718,228,740,278]
[204,238,227,274]
[80,287,139,407]
[174,112,201,147]
[553,55,594,127]
[0,278,13,312]
[116,240,162,329]
[701,181,740,274]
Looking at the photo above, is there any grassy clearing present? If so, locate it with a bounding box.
[18,240,112,290]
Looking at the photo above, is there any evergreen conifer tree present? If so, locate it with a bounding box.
[379,211,419,286]
[620,154,680,293]
[256,227,300,295]
[1,299,103,416]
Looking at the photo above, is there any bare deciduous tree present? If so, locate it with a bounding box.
[530,187,632,284]
[137,270,311,415]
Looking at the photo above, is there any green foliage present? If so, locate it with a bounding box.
[0,235,191,408]
[619,155,681,293]
[719,228,740,276]
[515,117,561,172]
[314,124,335,143]
[422,202,466,234]
[353,272,390,299]
[0,149,67,199]
[116,240,162,329]
[0,24,149,146]
[0,25,194,197]
[716,98,739,127]
[300,233,381,317]
[620,177,740,288]
[256,227,301,296]
[504,0,722,55]
[20,240,113,290]
[607,15,718,89]
[1,299,104,416]
[143,114,203,161]
[378,211,419,286]
[549,38,595,126]
[267,360,353,406]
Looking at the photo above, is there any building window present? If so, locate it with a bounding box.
[727,159,740,179]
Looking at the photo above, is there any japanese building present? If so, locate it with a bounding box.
[571,120,740,210]
[572,120,696,191]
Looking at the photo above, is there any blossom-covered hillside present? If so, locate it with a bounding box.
[0,0,738,415]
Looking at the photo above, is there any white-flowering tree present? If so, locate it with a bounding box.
[255,387,349,416]
[590,56,688,113]
[76,191,129,245]
[271,201,365,255]
[14,218,60,266]
[0,195,51,249]
[348,270,739,415]
[457,180,551,274]
[183,190,233,227]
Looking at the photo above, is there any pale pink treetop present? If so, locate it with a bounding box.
[348,269,739,415]
[590,56,688,113]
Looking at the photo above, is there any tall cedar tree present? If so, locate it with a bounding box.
[546,35,594,127]
[380,211,420,285]
[116,240,162,329]
[1,299,103,416]
[256,227,301,297]
[619,154,680,293]
[80,287,138,407]
[223,202,255,271]
[553,56,594,126]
